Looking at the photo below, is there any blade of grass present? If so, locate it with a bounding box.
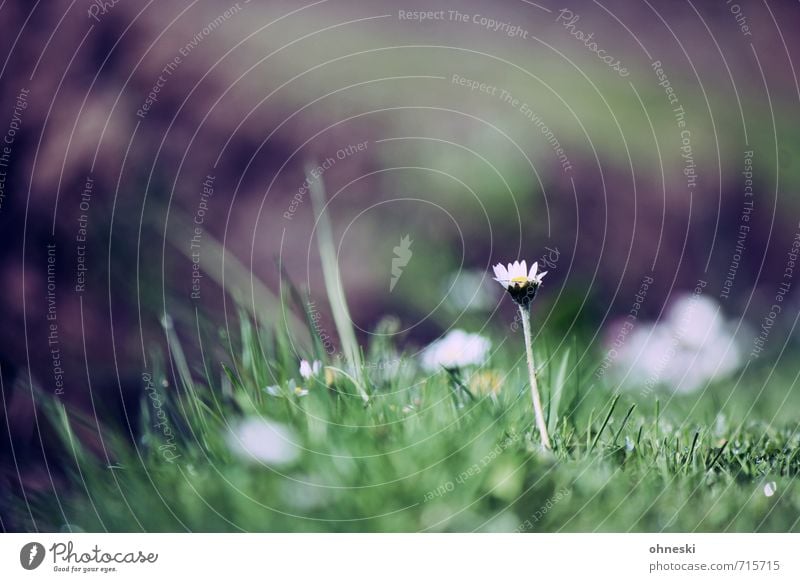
[585,408,594,451]
[612,404,636,446]
[684,430,700,472]
[653,399,660,443]
[706,440,729,471]
[308,167,369,403]
[162,314,208,433]
[548,348,571,435]
[589,393,621,453]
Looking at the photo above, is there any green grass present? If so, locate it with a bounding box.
[14,304,800,533]
[12,192,800,533]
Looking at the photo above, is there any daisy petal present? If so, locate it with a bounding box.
[492,263,508,280]
[529,262,539,279]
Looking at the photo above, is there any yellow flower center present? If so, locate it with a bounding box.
[511,276,528,285]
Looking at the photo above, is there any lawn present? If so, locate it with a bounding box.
[15,301,800,533]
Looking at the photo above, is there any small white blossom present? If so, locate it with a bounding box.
[763,481,777,497]
[625,436,635,452]
[288,379,308,397]
[264,385,281,397]
[299,359,322,380]
[421,329,491,371]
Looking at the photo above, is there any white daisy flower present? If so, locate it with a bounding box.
[492,258,551,449]
[492,260,547,306]
[226,417,300,466]
[421,329,491,371]
[299,359,322,380]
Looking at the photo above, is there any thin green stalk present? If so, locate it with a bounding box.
[590,393,620,453]
[308,168,369,403]
[612,404,636,446]
[684,430,700,472]
[519,304,551,449]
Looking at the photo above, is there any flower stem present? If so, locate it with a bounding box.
[519,304,551,449]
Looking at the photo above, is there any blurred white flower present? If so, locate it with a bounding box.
[299,359,322,380]
[613,294,743,393]
[763,481,777,497]
[226,417,300,465]
[288,378,308,397]
[421,329,490,371]
[625,436,635,452]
